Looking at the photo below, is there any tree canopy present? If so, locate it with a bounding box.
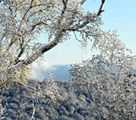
[0,1,136,119]
[0,0,105,88]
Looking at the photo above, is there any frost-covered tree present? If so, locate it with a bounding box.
[0,0,105,91]
[70,31,136,119]
[0,1,105,117]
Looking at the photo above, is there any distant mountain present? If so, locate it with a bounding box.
[30,64,70,81]
[49,65,70,81]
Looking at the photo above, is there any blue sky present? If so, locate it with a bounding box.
[40,0,136,66]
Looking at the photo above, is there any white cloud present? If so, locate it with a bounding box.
[29,61,52,81]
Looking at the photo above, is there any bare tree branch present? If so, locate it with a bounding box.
[23,30,64,65]
[97,0,105,16]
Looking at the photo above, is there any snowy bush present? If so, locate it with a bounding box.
[70,32,136,120]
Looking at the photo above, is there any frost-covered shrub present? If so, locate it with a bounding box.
[70,32,136,120]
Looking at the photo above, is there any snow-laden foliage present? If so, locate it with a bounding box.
[0,0,105,92]
[70,32,136,119]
